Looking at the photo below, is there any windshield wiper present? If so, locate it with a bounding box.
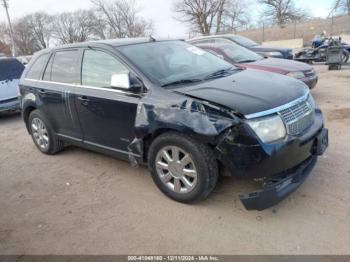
[204,67,237,80]
[161,79,202,87]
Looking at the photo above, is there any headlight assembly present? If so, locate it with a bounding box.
[265,51,282,57]
[287,71,305,79]
[247,115,286,143]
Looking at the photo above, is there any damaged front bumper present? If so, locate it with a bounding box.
[240,156,316,211]
[240,128,328,211]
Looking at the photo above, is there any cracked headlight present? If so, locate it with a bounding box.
[287,71,305,79]
[247,115,286,143]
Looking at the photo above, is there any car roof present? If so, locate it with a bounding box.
[189,34,236,42]
[0,57,21,63]
[35,37,183,55]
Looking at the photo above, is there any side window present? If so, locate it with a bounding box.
[191,39,214,45]
[43,54,54,81]
[82,49,129,88]
[213,38,232,45]
[26,53,50,80]
[51,50,79,84]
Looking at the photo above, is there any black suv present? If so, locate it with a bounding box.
[19,38,328,210]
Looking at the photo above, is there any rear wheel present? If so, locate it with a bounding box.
[148,132,218,203]
[29,110,64,154]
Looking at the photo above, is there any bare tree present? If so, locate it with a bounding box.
[331,0,350,15]
[52,10,94,44]
[258,0,308,27]
[0,18,43,55]
[221,0,251,32]
[26,12,53,49]
[0,14,52,56]
[91,0,153,38]
[173,0,226,34]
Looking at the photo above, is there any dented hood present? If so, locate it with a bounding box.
[174,69,308,116]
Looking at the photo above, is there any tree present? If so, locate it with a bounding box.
[258,0,308,27]
[221,0,251,32]
[90,0,153,38]
[0,13,52,56]
[52,10,94,44]
[173,0,252,34]
[26,12,53,49]
[173,0,225,34]
[331,0,350,15]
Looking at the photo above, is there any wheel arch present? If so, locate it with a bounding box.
[23,105,37,133]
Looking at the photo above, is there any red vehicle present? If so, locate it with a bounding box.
[189,37,318,89]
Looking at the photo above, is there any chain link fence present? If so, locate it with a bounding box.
[236,15,350,47]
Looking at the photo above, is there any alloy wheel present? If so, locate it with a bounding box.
[155,146,198,194]
[31,117,49,150]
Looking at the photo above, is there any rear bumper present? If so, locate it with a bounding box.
[0,97,20,112]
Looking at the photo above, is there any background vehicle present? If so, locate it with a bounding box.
[0,58,25,113]
[20,38,327,210]
[189,37,318,89]
[295,37,350,64]
[190,34,293,59]
[17,55,33,66]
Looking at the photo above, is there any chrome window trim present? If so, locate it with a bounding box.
[244,92,310,119]
[24,78,139,95]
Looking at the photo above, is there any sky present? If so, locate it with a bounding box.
[0,0,335,38]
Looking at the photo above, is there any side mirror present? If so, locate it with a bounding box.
[111,73,130,90]
[111,73,143,93]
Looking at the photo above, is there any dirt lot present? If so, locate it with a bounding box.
[1,64,350,255]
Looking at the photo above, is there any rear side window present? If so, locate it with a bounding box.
[51,50,79,84]
[0,59,25,81]
[81,49,128,88]
[26,54,50,80]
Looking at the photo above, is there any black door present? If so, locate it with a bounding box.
[39,49,82,140]
[74,48,141,154]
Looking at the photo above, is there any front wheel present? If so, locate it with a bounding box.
[148,132,218,203]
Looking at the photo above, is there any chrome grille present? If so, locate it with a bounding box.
[279,96,314,136]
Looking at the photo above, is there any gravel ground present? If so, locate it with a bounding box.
[0,64,350,255]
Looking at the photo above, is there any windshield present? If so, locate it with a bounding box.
[118,41,235,86]
[230,35,259,48]
[218,42,263,63]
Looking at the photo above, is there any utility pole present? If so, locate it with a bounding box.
[1,0,16,57]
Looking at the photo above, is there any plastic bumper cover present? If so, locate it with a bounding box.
[239,128,328,211]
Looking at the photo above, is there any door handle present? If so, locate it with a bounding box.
[77,96,90,105]
[38,89,46,94]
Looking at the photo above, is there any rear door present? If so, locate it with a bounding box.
[23,50,82,140]
[40,49,83,140]
[74,48,141,153]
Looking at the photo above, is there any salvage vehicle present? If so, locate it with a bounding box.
[189,36,318,89]
[0,57,25,113]
[191,34,293,59]
[19,38,328,210]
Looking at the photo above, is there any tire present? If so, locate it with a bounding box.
[342,50,349,64]
[28,109,64,155]
[148,132,218,203]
